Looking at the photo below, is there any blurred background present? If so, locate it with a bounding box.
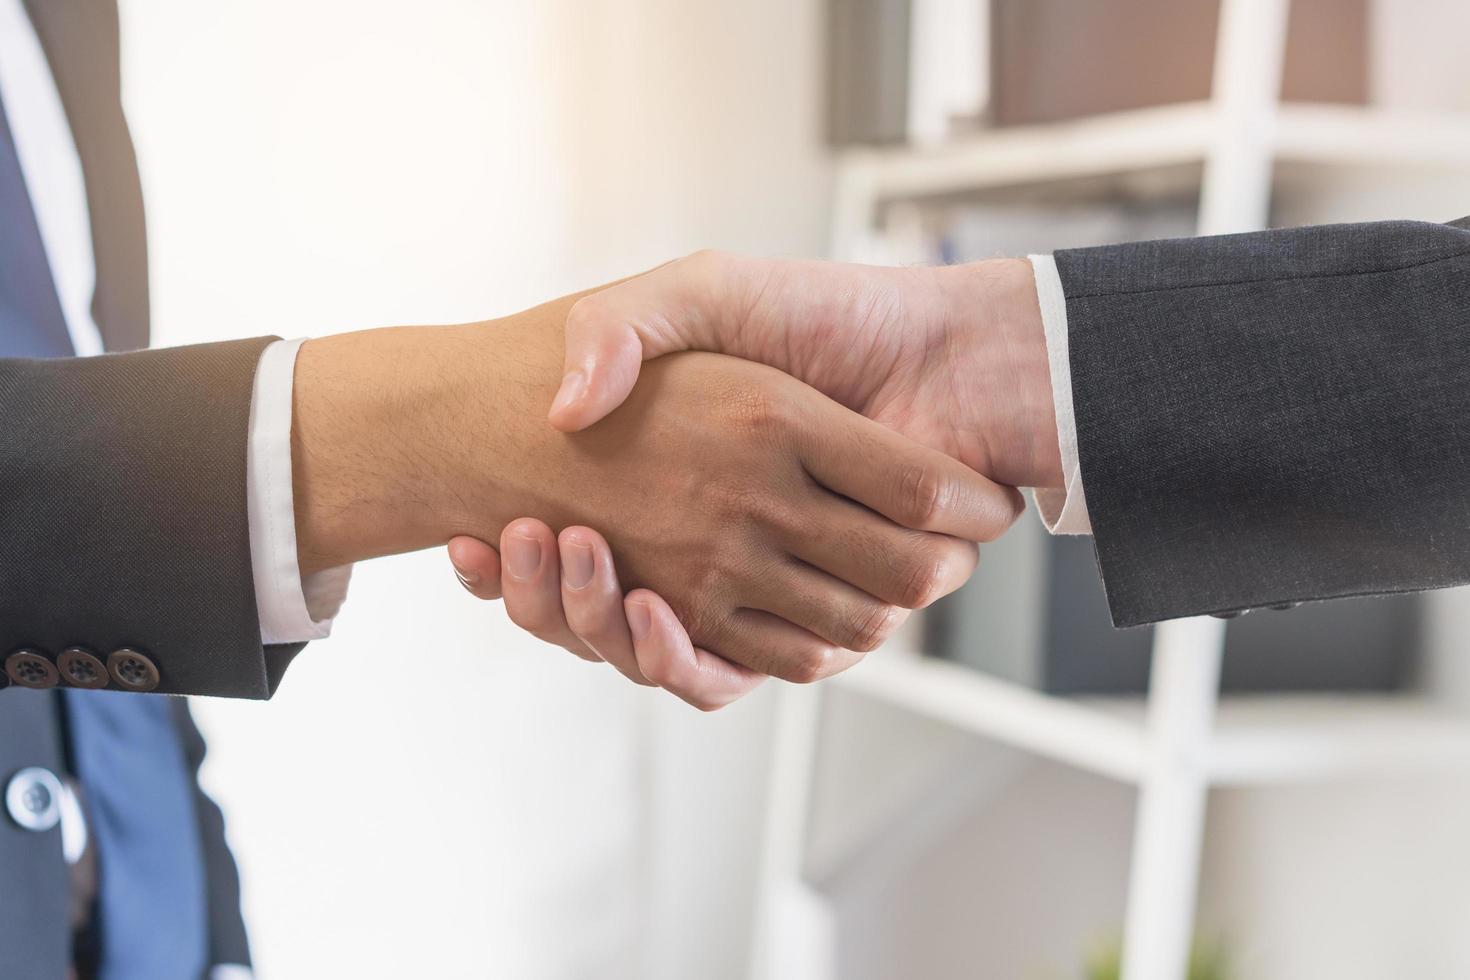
[118,1,1470,977]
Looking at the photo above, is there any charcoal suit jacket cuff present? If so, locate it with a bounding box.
[1055,216,1470,627]
[0,337,307,698]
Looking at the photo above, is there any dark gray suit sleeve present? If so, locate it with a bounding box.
[1056,216,1470,627]
[0,338,306,698]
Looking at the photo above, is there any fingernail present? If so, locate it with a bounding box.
[504,532,541,581]
[549,370,586,417]
[562,539,594,590]
[627,600,652,641]
[454,567,481,589]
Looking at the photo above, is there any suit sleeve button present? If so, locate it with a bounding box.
[5,650,59,689]
[58,647,109,689]
[107,648,160,692]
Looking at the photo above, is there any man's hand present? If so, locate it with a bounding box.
[292,288,1021,709]
[451,518,777,708]
[549,252,1061,488]
[447,254,1056,706]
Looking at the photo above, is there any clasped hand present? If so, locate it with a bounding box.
[428,254,1054,709]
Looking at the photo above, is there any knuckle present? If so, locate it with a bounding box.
[898,548,950,609]
[704,473,754,518]
[735,388,789,440]
[970,490,1023,543]
[678,596,723,645]
[707,485,794,546]
[848,603,904,653]
[760,496,809,542]
[896,463,948,529]
[784,644,840,685]
[996,487,1027,535]
[968,485,1025,543]
[681,551,737,609]
[701,479,737,519]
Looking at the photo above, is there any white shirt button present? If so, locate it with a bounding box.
[5,766,63,833]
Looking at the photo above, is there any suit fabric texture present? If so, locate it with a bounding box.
[1058,215,1470,627]
[1,2,297,976]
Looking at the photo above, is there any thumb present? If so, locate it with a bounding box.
[547,303,647,432]
[547,252,747,432]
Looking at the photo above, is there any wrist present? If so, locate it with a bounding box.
[289,323,509,574]
[939,258,1062,490]
[289,297,591,576]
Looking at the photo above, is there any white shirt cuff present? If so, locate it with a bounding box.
[1027,254,1092,535]
[247,338,352,644]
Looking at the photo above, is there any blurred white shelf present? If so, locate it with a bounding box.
[1273,104,1470,170]
[1198,696,1470,785]
[832,649,1151,782]
[833,651,1470,787]
[838,101,1470,202]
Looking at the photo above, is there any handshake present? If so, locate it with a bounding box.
[293,253,1061,709]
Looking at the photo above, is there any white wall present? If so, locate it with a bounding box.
[117,2,830,978]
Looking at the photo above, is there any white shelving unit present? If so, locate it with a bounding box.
[836,651,1470,791]
[832,100,1470,243]
[752,3,1470,980]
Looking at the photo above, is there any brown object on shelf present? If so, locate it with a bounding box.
[826,0,912,145]
[989,0,1367,127]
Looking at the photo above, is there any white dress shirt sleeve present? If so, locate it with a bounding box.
[1027,254,1093,535]
[248,338,352,644]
